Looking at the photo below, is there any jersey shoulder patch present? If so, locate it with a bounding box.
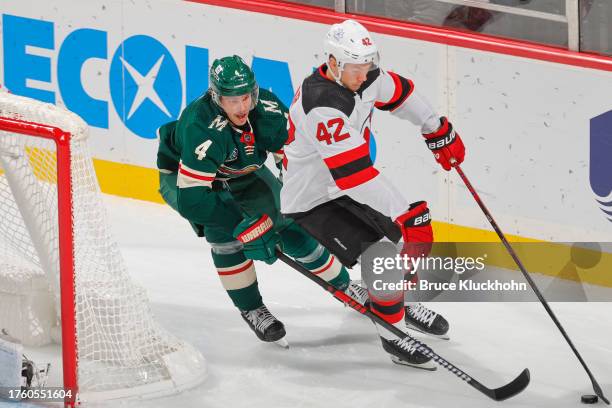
[207,114,230,132]
[182,92,229,133]
[301,70,356,118]
[256,88,288,118]
[252,91,289,152]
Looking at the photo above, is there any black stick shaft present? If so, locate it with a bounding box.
[453,163,609,405]
[276,250,529,401]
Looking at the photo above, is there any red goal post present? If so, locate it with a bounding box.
[0,116,78,404]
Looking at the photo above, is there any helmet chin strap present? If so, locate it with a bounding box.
[327,62,345,87]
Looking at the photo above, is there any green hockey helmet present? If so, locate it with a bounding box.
[209,55,259,109]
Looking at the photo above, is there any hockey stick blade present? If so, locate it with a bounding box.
[592,381,611,405]
[471,368,530,401]
[417,341,530,401]
[276,251,530,401]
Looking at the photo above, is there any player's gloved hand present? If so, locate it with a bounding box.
[422,117,465,171]
[234,214,280,264]
[394,201,434,259]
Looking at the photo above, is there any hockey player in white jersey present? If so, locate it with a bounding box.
[281,19,466,369]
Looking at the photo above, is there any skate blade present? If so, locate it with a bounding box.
[405,322,450,341]
[274,337,289,349]
[390,355,437,371]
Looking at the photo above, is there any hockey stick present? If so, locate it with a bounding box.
[452,162,610,405]
[276,250,530,401]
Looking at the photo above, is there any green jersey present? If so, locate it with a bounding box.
[157,89,288,228]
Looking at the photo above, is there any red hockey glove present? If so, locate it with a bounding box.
[423,117,465,171]
[394,201,433,259]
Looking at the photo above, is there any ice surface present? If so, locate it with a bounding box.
[10,195,612,408]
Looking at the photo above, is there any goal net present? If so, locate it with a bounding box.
[0,88,206,403]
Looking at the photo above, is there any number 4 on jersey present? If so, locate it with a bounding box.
[195,140,213,160]
[316,118,350,145]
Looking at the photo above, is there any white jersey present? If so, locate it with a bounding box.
[280,65,440,220]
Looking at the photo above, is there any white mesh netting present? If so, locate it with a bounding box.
[0,89,206,402]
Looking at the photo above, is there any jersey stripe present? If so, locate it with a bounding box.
[329,155,373,179]
[323,143,379,190]
[375,72,414,112]
[177,162,215,188]
[179,161,216,179]
[218,163,262,176]
[323,143,370,168]
[334,167,379,190]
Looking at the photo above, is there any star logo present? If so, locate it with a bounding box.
[120,55,171,119]
[109,35,182,139]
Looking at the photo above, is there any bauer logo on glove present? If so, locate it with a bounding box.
[411,212,431,226]
[423,117,465,171]
[426,129,456,150]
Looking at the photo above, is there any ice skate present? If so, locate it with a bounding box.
[405,303,450,340]
[241,305,288,348]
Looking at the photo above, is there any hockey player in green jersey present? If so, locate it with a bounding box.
[157,55,363,346]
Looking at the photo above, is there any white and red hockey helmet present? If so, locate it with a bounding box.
[323,19,379,78]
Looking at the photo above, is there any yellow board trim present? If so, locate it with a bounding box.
[93,158,165,204]
[432,221,542,243]
[92,161,612,288]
